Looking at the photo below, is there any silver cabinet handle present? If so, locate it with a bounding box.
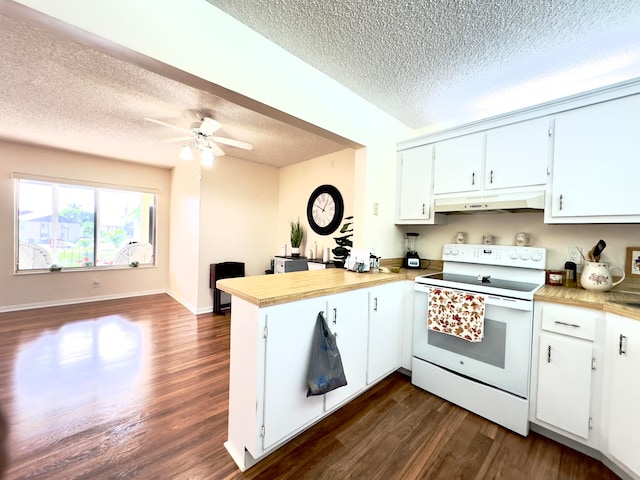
[333,307,337,324]
[619,334,627,355]
[547,345,551,363]
[373,297,378,312]
[490,169,494,184]
[422,203,425,215]
[471,172,475,185]
[559,194,563,211]
[554,320,580,328]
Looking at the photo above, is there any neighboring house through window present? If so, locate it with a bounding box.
[15,176,156,271]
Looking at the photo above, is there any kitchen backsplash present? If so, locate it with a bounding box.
[398,211,640,272]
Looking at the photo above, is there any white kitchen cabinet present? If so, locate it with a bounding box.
[366,282,404,384]
[536,332,593,438]
[433,118,549,196]
[547,94,640,222]
[529,302,604,448]
[261,297,327,450]
[324,289,369,410]
[484,117,550,190]
[604,312,640,478]
[396,145,444,224]
[224,277,407,471]
[433,133,484,194]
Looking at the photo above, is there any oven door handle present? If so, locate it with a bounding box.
[485,295,532,312]
[414,284,532,312]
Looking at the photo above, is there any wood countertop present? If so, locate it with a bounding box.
[218,266,640,321]
[217,267,437,308]
[535,282,640,321]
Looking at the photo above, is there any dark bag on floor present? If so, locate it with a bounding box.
[306,311,347,396]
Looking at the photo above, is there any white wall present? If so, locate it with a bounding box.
[277,150,355,260]
[0,140,171,311]
[167,159,201,312]
[197,155,280,313]
[397,211,640,274]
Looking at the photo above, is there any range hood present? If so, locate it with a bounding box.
[434,191,545,213]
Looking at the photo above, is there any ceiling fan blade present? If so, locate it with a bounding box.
[213,136,254,150]
[144,117,193,135]
[199,117,222,136]
[163,136,192,143]
[207,141,226,157]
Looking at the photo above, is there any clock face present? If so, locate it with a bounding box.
[306,185,344,235]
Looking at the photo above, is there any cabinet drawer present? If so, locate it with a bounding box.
[540,303,597,340]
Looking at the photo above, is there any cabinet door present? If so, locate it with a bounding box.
[398,145,434,221]
[367,282,404,384]
[606,314,640,476]
[485,118,550,190]
[262,298,326,450]
[324,289,369,410]
[551,94,640,218]
[536,332,593,439]
[433,133,484,194]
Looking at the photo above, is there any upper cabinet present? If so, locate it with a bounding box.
[433,133,484,194]
[396,144,445,224]
[547,94,640,222]
[432,118,550,196]
[484,118,550,190]
[397,81,640,225]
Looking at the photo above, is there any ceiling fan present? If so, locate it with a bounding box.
[145,116,253,164]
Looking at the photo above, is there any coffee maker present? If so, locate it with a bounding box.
[404,232,421,269]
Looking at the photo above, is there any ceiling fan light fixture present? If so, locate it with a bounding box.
[200,146,215,167]
[179,144,194,161]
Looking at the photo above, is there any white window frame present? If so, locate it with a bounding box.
[13,173,158,273]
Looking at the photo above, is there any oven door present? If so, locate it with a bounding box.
[413,283,533,398]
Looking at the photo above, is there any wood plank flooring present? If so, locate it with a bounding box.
[0,294,619,479]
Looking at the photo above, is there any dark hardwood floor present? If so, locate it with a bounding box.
[0,294,619,479]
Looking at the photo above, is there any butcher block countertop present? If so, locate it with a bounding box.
[217,268,436,308]
[535,280,640,321]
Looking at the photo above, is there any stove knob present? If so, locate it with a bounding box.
[509,250,519,260]
[531,251,543,262]
[451,247,459,255]
[444,246,452,255]
[519,251,531,260]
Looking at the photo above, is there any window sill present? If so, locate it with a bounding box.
[15,264,156,275]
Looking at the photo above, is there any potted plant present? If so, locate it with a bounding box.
[290,218,304,257]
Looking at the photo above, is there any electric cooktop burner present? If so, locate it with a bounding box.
[417,272,540,293]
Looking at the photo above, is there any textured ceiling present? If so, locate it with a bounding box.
[0,8,355,169]
[1,1,640,169]
[206,0,640,129]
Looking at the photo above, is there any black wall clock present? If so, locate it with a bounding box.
[306,184,344,235]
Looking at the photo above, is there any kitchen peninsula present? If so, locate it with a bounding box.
[217,268,413,471]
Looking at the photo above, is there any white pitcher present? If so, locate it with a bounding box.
[580,261,625,292]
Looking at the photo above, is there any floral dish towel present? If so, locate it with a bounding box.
[427,287,485,343]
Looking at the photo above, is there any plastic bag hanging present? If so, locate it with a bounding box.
[306,311,347,396]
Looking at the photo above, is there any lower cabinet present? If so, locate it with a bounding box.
[530,302,603,447]
[367,282,404,384]
[604,313,640,478]
[536,332,593,438]
[261,296,328,450]
[324,289,369,410]
[225,281,404,471]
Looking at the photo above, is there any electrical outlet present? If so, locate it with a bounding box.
[567,247,583,264]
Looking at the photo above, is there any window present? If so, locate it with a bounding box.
[16,178,156,271]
